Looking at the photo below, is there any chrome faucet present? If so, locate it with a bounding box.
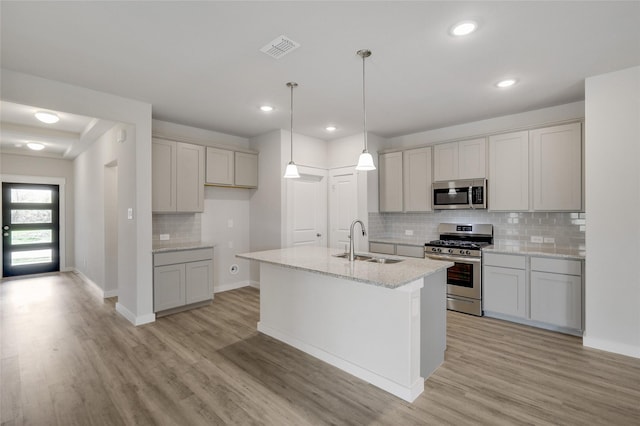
[349,219,367,262]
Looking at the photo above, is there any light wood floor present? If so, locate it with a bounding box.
[2,272,639,425]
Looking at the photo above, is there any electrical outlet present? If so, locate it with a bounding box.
[160,234,170,241]
[405,230,414,236]
[227,219,234,228]
[544,237,555,244]
[531,236,543,243]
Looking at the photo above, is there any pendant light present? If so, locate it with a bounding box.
[283,81,301,179]
[355,49,376,171]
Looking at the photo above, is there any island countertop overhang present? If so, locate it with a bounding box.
[236,246,452,289]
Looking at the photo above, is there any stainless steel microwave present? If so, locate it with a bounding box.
[432,179,487,210]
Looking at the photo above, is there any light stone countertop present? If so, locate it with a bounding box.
[236,246,452,289]
[483,244,585,260]
[152,242,215,253]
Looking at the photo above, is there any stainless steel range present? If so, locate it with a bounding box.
[425,223,493,316]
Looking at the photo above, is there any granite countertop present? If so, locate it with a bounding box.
[152,242,215,253]
[483,244,585,260]
[236,246,452,289]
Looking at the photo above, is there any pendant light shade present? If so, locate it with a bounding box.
[284,82,300,179]
[355,49,376,171]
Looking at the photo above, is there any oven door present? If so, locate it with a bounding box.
[432,185,471,209]
[426,254,481,299]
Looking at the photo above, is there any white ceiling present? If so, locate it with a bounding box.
[1,1,639,151]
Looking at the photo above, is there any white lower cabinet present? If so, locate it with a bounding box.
[484,265,527,319]
[153,248,214,314]
[483,252,583,335]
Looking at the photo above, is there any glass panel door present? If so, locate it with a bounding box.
[2,183,60,277]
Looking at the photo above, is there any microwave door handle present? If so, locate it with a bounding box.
[468,186,474,209]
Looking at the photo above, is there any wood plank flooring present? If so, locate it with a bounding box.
[2,272,639,425]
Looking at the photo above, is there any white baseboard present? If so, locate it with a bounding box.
[583,335,640,359]
[249,280,260,289]
[257,322,424,403]
[214,280,252,293]
[74,269,104,298]
[103,289,118,298]
[115,302,155,326]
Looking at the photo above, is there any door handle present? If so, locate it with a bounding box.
[316,233,322,237]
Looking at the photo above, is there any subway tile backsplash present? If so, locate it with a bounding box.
[368,211,586,250]
[152,213,201,245]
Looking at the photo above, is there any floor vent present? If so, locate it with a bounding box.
[260,35,300,59]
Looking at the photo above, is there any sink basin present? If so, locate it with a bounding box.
[333,253,373,261]
[366,257,404,264]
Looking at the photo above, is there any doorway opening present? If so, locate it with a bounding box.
[2,182,60,277]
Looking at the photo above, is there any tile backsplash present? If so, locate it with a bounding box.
[152,214,201,245]
[368,211,586,250]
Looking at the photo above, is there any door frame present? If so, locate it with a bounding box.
[1,174,67,276]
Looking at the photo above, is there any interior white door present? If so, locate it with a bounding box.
[286,167,327,247]
[329,167,358,250]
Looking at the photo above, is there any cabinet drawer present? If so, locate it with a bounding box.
[154,247,214,266]
[396,244,424,258]
[369,242,396,255]
[483,253,526,269]
[530,257,582,276]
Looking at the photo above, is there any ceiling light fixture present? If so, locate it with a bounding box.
[325,125,337,132]
[496,78,517,88]
[355,49,376,171]
[27,142,45,151]
[260,105,274,112]
[450,20,478,37]
[34,111,60,124]
[283,82,300,179]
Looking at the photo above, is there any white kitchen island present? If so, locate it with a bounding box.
[237,246,452,402]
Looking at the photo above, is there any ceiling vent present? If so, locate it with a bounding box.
[260,35,300,59]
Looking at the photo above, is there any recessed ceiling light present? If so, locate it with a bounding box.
[496,79,517,88]
[450,20,478,37]
[259,105,274,112]
[27,142,45,151]
[34,111,60,124]
[325,125,337,132]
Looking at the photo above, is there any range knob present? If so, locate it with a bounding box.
[448,249,453,254]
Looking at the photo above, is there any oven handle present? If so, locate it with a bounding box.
[426,254,481,264]
[447,297,475,304]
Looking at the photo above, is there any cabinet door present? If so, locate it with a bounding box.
[378,152,403,212]
[489,131,529,211]
[154,264,185,311]
[531,123,582,211]
[206,147,234,185]
[176,143,205,212]
[152,139,177,212]
[185,260,213,304]
[403,147,432,212]
[483,266,527,318]
[235,152,258,188]
[433,142,458,182]
[530,271,582,330]
[458,138,486,179]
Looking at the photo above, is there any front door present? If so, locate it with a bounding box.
[2,182,60,277]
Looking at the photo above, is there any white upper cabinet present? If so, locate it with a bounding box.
[152,138,204,213]
[489,131,530,211]
[531,122,582,211]
[234,152,258,188]
[378,152,403,212]
[433,138,486,181]
[206,147,258,188]
[403,147,432,212]
[205,147,234,186]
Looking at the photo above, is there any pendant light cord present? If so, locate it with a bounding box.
[362,53,367,152]
[290,83,294,161]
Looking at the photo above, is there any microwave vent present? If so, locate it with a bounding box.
[260,35,300,59]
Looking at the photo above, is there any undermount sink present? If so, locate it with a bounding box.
[333,253,373,261]
[366,257,403,264]
[332,253,403,264]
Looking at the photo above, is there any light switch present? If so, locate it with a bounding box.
[127,208,133,220]
[227,219,233,228]
[160,234,170,241]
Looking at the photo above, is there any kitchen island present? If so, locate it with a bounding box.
[236,246,452,402]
